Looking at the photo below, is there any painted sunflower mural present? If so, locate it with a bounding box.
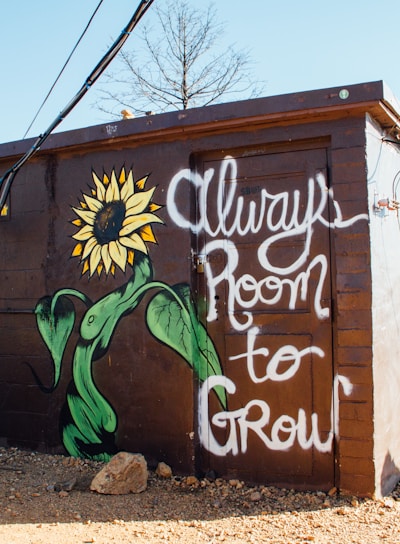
[71,168,163,278]
[35,166,225,461]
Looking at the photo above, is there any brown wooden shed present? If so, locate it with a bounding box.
[0,80,399,498]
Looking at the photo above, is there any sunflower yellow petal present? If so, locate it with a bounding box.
[92,171,106,201]
[136,176,148,191]
[120,213,164,237]
[119,233,148,254]
[125,187,156,216]
[72,207,96,225]
[89,244,102,277]
[101,244,113,274]
[141,224,157,243]
[127,250,134,266]
[120,170,135,202]
[105,170,121,202]
[83,193,103,212]
[108,240,127,272]
[149,203,162,212]
[82,260,90,276]
[82,237,98,260]
[72,224,94,241]
[119,167,126,184]
[71,243,83,257]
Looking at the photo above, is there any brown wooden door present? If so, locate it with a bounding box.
[194,144,335,489]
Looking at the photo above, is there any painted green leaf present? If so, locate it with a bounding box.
[146,283,226,409]
[35,295,75,390]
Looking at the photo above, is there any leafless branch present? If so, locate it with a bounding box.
[94,0,265,117]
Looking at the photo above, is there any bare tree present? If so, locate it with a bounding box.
[96,1,264,117]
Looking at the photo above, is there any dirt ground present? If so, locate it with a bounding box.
[0,447,399,544]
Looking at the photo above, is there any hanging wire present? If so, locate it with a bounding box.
[23,0,105,139]
[0,0,155,211]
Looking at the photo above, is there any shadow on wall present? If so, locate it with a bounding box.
[381,452,400,497]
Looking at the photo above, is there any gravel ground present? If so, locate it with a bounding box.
[0,447,399,543]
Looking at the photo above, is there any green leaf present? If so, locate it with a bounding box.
[35,295,75,390]
[146,283,226,409]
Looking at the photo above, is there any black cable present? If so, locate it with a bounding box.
[392,170,400,199]
[23,0,105,140]
[0,0,154,211]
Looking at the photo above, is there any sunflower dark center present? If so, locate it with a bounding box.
[94,201,126,244]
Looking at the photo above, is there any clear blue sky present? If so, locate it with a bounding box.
[1,0,399,144]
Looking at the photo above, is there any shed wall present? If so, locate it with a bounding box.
[0,86,396,496]
[329,117,374,496]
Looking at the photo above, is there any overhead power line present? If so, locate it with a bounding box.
[23,0,106,139]
[0,0,155,211]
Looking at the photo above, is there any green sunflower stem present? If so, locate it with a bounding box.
[62,254,154,459]
[41,253,225,460]
[63,341,118,461]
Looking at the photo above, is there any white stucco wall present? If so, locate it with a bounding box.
[367,114,400,496]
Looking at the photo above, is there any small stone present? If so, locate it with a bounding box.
[156,462,172,479]
[54,477,77,492]
[328,487,337,496]
[382,498,395,509]
[336,508,346,515]
[205,470,217,481]
[58,491,69,498]
[185,476,199,486]
[90,452,148,495]
[250,491,262,502]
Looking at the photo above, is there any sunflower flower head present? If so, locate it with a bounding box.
[71,167,163,278]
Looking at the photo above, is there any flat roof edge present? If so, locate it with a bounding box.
[0,80,398,159]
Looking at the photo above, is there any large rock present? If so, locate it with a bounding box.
[90,452,148,495]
